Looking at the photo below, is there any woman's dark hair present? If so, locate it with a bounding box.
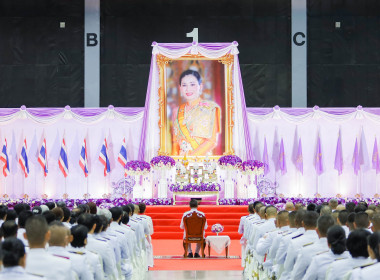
[121,213,129,225]
[6,210,17,221]
[367,232,380,261]
[122,205,132,216]
[1,238,25,267]
[45,202,56,210]
[179,69,202,85]
[70,225,88,248]
[138,203,146,214]
[327,225,346,254]
[347,229,371,258]
[13,203,26,215]
[93,215,103,233]
[306,203,316,212]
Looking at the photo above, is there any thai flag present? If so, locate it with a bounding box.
[19,138,29,178]
[99,138,111,176]
[38,138,48,177]
[118,138,128,167]
[0,139,10,177]
[58,138,69,178]
[79,138,89,177]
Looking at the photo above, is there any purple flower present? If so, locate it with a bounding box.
[125,160,151,174]
[150,156,176,168]
[169,182,221,192]
[218,155,242,169]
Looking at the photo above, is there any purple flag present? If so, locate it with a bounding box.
[372,138,380,174]
[262,137,270,175]
[295,138,303,174]
[315,134,324,175]
[279,138,287,175]
[352,138,360,175]
[334,132,343,175]
[359,129,370,172]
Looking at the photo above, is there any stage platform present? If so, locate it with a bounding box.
[145,205,247,239]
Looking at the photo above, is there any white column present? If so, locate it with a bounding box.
[84,0,100,107]
[291,0,307,107]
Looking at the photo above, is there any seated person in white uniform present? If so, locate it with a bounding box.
[303,225,350,280]
[24,215,74,280]
[326,229,374,280]
[349,231,380,280]
[180,199,207,258]
[0,238,44,280]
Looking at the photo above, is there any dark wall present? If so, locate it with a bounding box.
[0,0,84,107]
[307,0,380,107]
[100,0,291,107]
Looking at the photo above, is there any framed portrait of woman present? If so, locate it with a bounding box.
[157,53,234,159]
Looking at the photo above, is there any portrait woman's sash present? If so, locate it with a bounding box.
[177,104,200,150]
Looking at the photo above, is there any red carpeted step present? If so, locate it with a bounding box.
[153,218,240,226]
[148,212,245,219]
[146,205,247,240]
[154,225,238,232]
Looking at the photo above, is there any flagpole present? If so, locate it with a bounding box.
[86,176,89,195]
[65,177,67,196]
[4,177,6,197]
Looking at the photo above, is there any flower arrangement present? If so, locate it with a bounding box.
[218,155,242,170]
[169,182,221,192]
[150,156,176,170]
[98,202,115,209]
[125,160,151,176]
[211,223,224,235]
[241,160,265,175]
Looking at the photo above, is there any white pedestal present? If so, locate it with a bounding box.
[133,175,144,198]
[247,183,257,198]
[157,169,168,198]
[142,177,152,198]
[224,170,234,199]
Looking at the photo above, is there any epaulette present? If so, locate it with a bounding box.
[282,231,293,236]
[69,251,85,255]
[27,272,45,277]
[53,254,70,259]
[303,242,314,247]
[353,262,375,269]
[292,233,304,239]
[95,238,107,242]
[115,230,125,234]
[101,237,111,240]
[316,250,329,255]
[334,257,346,261]
[268,228,278,233]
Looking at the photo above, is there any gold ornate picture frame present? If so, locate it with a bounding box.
[157,53,235,159]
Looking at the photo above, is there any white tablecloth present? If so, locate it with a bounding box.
[205,235,231,254]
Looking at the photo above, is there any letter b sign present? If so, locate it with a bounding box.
[86,33,98,47]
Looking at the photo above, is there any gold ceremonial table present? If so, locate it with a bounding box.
[172,191,220,205]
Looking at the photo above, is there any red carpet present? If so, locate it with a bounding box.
[151,239,243,271]
[146,205,247,239]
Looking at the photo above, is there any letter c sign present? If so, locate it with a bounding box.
[293,32,306,46]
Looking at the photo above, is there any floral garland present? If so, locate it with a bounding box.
[217,155,242,170]
[150,156,176,170]
[0,197,379,208]
[125,160,151,176]
[241,160,265,175]
[211,223,224,233]
[169,182,221,192]
[0,198,173,209]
